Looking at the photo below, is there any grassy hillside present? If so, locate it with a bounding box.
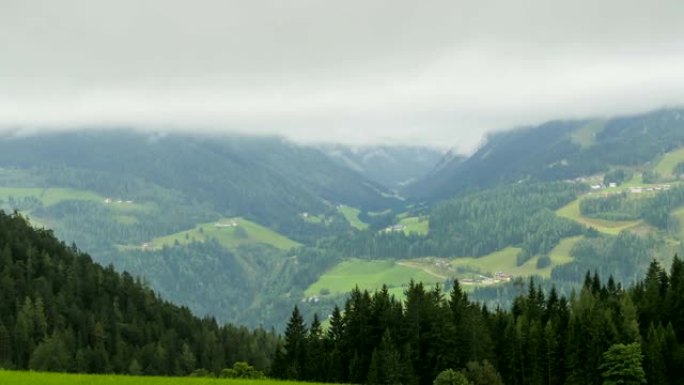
[0,371,315,385]
[570,120,605,148]
[398,216,429,235]
[556,199,641,235]
[305,258,444,297]
[654,147,684,179]
[337,205,369,230]
[148,217,301,250]
[0,186,104,206]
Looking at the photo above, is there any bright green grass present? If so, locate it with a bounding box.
[305,258,444,297]
[570,120,605,148]
[548,236,582,265]
[654,147,684,180]
[398,216,429,236]
[451,246,532,275]
[0,187,103,207]
[0,370,322,385]
[149,217,301,250]
[556,199,641,235]
[337,205,368,230]
[450,246,565,279]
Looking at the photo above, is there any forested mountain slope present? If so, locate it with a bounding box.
[0,131,397,236]
[407,108,684,200]
[0,210,278,375]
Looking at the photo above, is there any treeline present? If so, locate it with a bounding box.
[0,210,278,375]
[329,182,586,260]
[579,184,684,232]
[274,257,684,385]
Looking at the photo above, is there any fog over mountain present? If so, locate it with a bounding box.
[2,0,684,151]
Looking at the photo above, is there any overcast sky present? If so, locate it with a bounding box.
[1,0,683,152]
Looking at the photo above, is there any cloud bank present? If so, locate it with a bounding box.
[2,0,683,151]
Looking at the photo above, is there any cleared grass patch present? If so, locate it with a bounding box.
[149,217,300,250]
[0,187,103,207]
[398,216,429,236]
[337,205,369,230]
[556,199,641,235]
[305,258,444,297]
[570,120,605,148]
[0,370,320,385]
[654,147,684,180]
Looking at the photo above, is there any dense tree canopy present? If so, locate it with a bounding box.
[274,259,684,385]
[0,210,278,375]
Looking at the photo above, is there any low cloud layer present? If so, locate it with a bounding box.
[2,0,683,151]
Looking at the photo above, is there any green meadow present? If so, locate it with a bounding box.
[556,198,641,235]
[451,247,532,277]
[337,205,368,230]
[398,216,429,236]
[0,370,324,385]
[570,120,605,148]
[654,147,684,179]
[149,217,301,251]
[0,187,104,207]
[305,258,444,297]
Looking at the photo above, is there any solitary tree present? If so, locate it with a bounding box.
[433,369,472,385]
[600,343,646,385]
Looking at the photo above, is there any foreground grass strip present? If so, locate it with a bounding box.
[0,370,328,385]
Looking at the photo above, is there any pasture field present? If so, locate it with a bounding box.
[0,187,104,207]
[149,217,301,251]
[570,120,605,148]
[337,205,369,230]
[0,187,152,214]
[305,258,444,297]
[450,247,534,276]
[398,216,429,236]
[0,370,324,385]
[548,236,582,265]
[450,240,577,279]
[654,147,684,179]
[556,199,641,235]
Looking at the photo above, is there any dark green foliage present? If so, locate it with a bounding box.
[600,343,646,385]
[433,369,472,385]
[536,255,551,269]
[219,361,265,379]
[277,259,684,385]
[579,193,642,221]
[0,210,278,375]
[463,360,504,385]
